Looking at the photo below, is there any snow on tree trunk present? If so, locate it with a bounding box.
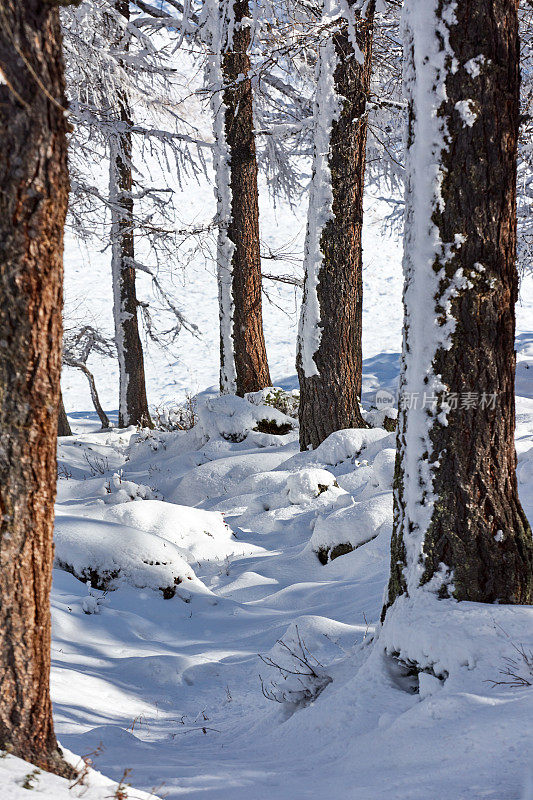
[297,0,374,451]
[0,0,75,777]
[384,0,533,615]
[205,0,271,396]
[109,0,151,428]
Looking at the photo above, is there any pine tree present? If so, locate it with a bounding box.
[108,0,152,427]
[297,0,375,451]
[384,0,533,615]
[0,0,76,776]
[205,0,272,396]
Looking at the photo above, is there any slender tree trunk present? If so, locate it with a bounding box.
[109,0,152,428]
[297,0,374,451]
[223,0,271,396]
[0,0,75,776]
[78,364,111,430]
[384,0,533,616]
[210,0,271,396]
[58,392,72,437]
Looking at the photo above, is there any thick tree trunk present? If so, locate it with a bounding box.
[385,0,533,615]
[297,1,374,451]
[58,392,72,437]
[109,0,152,428]
[220,0,271,396]
[0,0,75,776]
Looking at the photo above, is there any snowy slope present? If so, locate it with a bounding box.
[47,352,533,800]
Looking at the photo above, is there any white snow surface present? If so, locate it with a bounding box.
[45,366,533,799]
[0,748,162,800]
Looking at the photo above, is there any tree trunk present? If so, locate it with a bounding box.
[79,364,111,430]
[384,0,533,615]
[109,0,152,428]
[217,0,271,396]
[296,0,374,451]
[0,0,75,776]
[58,392,72,437]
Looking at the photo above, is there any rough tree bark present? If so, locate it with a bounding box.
[220,0,271,396]
[384,0,533,615]
[0,0,76,776]
[109,0,152,427]
[297,0,375,451]
[58,392,72,437]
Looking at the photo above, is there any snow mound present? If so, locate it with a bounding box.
[286,467,338,504]
[518,446,533,486]
[54,512,196,597]
[54,501,238,597]
[196,394,295,445]
[380,593,533,689]
[370,448,396,492]
[102,473,160,504]
[363,407,398,430]
[245,386,300,418]
[0,748,161,799]
[91,499,241,563]
[311,494,393,563]
[284,427,391,472]
[171,451,289,506]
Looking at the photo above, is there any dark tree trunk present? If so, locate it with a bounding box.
[297,2,374,451]
[385,0,533,615]
[58,392,72,437]
[81,365,111,430]
[0,0,75,777]
[222,0,271,396]
[64,358,111,430]
[79,364,110,430]
[110,0,152,428]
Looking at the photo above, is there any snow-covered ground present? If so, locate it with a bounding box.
[22,182,528,800]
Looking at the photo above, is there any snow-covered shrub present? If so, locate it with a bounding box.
[54,502,238,598]
[152,396,198,431]
[369,448,396,492]
[311,497,393,564]
[286,468,338,505]
[259,626,332,709]
[283,427,392,472]
[81,585,107,615]
[364,406,398,432]
[103,473,160,505]
[91,500,239,564]
[0,748,161,799]
[246,387,300,419]
[55,514,195,596]
[196,394,295,444]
